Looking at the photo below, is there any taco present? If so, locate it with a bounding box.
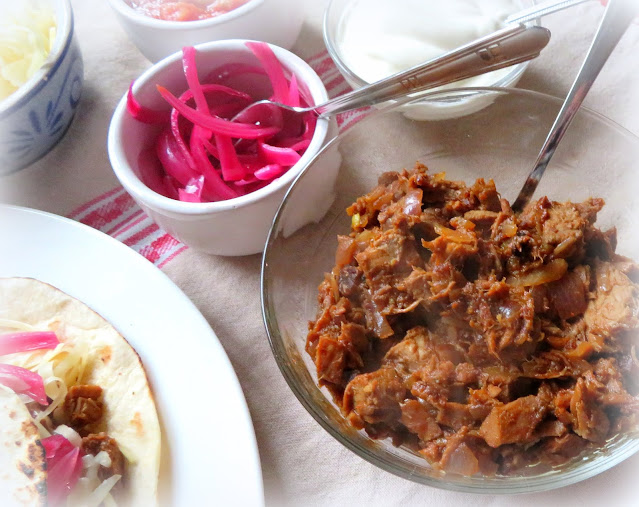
[0,278,161,506]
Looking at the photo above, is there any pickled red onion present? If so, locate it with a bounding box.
[0,330,59,356]
[128,42,316,203]
[43,436,84,505]
[0,363,49,405]
[245,41,289,103]
[156,86,281,139]
[42,433,77,460]
[126,83,170,124]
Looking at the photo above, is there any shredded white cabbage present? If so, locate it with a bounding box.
[82,451,110,480]
[67,476,92,506]
[103,493,118,507]
[78,450,117,506]
[84,475,121,507]
[32,416,51,438]
[0,318,35,331]
[94,450,112,468]
[54,424,82,448]
[0,1,56,100]
[19,338,90,439]
[83,453,100,483]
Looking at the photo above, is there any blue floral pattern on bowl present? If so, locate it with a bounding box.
[0,21,84,175]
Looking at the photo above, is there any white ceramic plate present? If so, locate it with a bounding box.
[0,205,264,506]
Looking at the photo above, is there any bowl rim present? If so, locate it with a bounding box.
[106,0,265,30]
[261,86,639,494]
[0,0,74,118]
[107,38,329,215]
[321,0,533,90]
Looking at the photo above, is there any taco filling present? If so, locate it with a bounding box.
[0,278,161,506]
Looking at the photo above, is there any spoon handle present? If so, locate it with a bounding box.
[504,0,590,25]
[512,0,638,213]
[313,24,551,117]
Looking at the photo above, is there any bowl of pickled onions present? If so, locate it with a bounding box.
[107,39,335,256]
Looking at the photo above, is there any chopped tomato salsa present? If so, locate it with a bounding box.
[127,0,251,21]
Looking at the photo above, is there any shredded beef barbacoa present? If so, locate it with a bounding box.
[64,384,104,431]
[306,163,639,476]
[62,384,127,485]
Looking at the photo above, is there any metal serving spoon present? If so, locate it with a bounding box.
[512,0,638,212]
[234,24,551,130]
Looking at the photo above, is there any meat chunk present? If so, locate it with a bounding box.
[81,433,126,482]
[382,326,434,378]
[314,322,369,385]
[315,337,346,385]
[440,440,481,476]
[343,368,406,428]
[539,433,589,465]
[464,209,499,228]
[570,377,610,443]
[584,260,639,347]
[521,350,590,380]
[64,385,103,431]
[437,430,498,476]
[479,395,548,448]
[400,400,442,441]
[516,197,604,263]
[355,228,424,320]
[463,279,536,357]
[400,268,432,307]
[545,265,590,320]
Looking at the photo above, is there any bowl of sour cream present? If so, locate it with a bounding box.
[323,0,536,120]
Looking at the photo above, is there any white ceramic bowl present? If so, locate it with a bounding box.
[0,0,84,174]
[108,39,335,256]
[107,0,305,63]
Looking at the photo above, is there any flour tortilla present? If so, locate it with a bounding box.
[0,278,161,506]
[0,388,46,506]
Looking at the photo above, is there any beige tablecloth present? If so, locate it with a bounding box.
[2,1,639,505]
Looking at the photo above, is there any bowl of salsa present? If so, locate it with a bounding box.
[107,0,305,62]
[125,0,251,22]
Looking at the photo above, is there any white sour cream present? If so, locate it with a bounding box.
[337,0,524,88]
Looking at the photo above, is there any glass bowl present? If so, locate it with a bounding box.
[261,87,639,494]
[323,0,537,120]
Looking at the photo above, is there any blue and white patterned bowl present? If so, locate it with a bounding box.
[0,0,84,175]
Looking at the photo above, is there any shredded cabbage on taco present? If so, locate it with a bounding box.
[0,278,161,506]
